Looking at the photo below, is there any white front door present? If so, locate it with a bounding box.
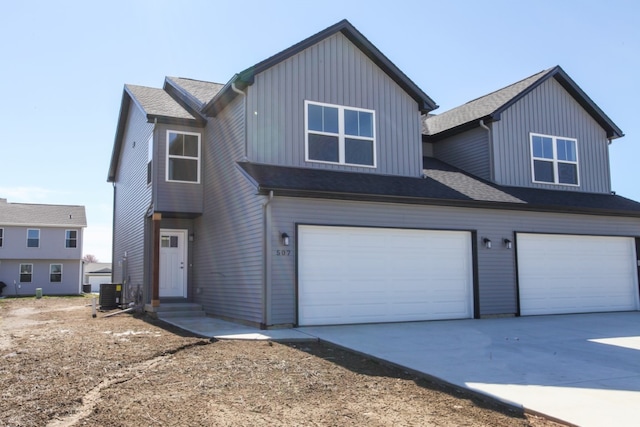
[159,229,188,298]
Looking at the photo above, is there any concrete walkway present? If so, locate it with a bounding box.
[160,312,640,427]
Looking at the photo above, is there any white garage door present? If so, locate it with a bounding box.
[517,233,639,315]
[297,225,473,326]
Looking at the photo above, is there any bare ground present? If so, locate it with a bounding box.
[0,297,562,427]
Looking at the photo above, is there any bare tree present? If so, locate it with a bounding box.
[83,254,99,263]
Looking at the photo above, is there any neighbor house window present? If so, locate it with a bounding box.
[27,229,40,248]
[166,131,200,183]
[305,101,376,167]
[0,228,3,247]
[147,135,153,185]
[50,264,62,283]
[65,230,77,248]
[531,133,579,185]
[20,264,33,282]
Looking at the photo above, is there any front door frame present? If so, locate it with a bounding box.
[159,228,188,299]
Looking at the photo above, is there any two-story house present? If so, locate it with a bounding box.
[0,198,87,296]
[108,20,640,328]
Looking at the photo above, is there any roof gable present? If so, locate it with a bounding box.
[204,19,437,116]
[425,66,623,140]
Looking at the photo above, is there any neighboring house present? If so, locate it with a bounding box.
[108,19,640,328]
[0,198,87,296]
[83,262,112,293]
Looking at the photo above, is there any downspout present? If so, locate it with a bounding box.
[231,80,248,160]
[479,119,495,182]
[261,190,274,329]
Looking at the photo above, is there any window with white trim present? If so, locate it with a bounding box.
[65,230,77,248]
[530,133,579,185]
[50,264,62,283]
[305,101,376,167]
[166,131,201,183]
[20,264,33,283]
[27,229,40,248]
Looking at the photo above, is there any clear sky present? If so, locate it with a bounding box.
[2,0,638,262]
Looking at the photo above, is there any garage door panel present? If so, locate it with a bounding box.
[298,226,473,326]
[518,234,639,316]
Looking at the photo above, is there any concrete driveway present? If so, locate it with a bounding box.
[297,312,640,427]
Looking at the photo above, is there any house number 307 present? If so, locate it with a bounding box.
[276,250,291,256]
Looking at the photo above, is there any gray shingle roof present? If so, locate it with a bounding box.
[424,69,550,136]
[165,77,224,107]
[237,160,640,217]
[125,84,196,120]
[0,199,87,227]
[424,66,623,140]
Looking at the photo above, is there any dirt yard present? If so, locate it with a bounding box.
[0,297,561,426]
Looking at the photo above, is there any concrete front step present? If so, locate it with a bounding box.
[155,303,206,319]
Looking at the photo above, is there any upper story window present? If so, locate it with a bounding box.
[27,229,40,248]
[530,133,579,186]
[166,131,201,183]
[0,228,3,247]
[50,264,62,283]
[65,230,77,248]
[20,264,33,283]
[305,101,376,167]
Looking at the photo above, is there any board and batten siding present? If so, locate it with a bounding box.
[269,196,640,325]
[492,78,611,193]
[433,127,491,180]
[153,124,204,215]
[112,102,153,292]
[245,32,423,177]
[193,95,265,324]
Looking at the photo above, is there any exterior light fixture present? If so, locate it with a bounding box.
[281,233,290,246]
[503,238,512,249]
[189,233,195,241]
[483,237,492,249]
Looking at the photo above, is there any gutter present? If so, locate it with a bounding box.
[261,190,274,329]
[479,119,495,182]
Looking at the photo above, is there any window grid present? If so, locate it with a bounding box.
[20,264,33,283]
[305,100,376,168]
[50,264,62,283]
[530,133,579,186]
[166,131,201,183]
[0,228,3,247]
[65,230,77,248]
[27,229,40,248]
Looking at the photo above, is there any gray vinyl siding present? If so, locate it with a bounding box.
[152,124,204,215]
[492,78,611,193]
[112,101,153,292]
[0,259,82,296]
[193,95,265,324]
[269,196,640,324]
[245,32,423,177]
[0,226,82,260]
[433,127,491,180]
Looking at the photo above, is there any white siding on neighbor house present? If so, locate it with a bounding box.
[0,226,83,260]
[492,78,611,193]
[269,196,640,325]
[0,259,82,296]
[433,127,491,180]
[112,101,153,293]
[193,95,265,325]
[245,32,423,177]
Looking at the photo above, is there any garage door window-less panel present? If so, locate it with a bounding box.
[297,226,474,326]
